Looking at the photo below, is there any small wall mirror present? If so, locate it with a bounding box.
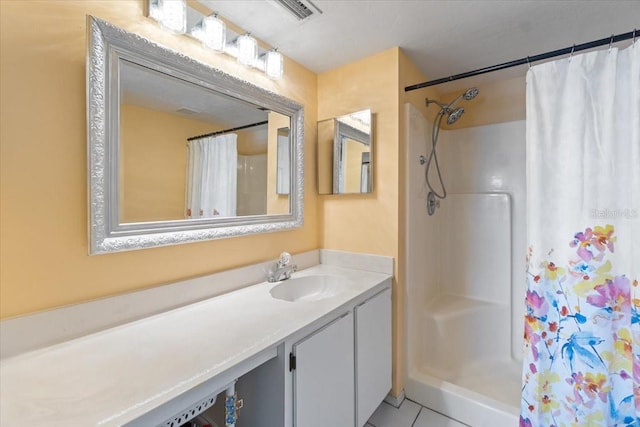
[317,110,372,195]
[87,17,304,254]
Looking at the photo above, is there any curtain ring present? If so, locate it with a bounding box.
[569,44,575,61]
[634,29,637,45]
[526,56,531,69]
[609,34,614,52]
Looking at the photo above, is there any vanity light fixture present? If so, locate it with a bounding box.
[236,33,258,66]
[148,0,186,34]
[264,49,284,80]
[149,1,285,79]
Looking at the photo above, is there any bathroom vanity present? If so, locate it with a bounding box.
[0,250,392,427]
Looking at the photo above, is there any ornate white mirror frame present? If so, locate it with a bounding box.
[87,16,304,254]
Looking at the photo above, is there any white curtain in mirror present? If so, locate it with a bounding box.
[186,134,238,218]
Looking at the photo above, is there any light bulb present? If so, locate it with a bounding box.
[148,0,186,34]
[237,33,257,66]
[265,49,284,80]
[202,14,226,51]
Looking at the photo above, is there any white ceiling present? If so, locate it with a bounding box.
[199,0,640,91]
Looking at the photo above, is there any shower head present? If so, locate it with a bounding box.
[447,87,480,108]
[463,87,479,100]
[426,87,479,109]
[447,107,465,125]
[426,87,478,126]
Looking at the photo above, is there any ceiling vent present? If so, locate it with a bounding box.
[272,0,322,21]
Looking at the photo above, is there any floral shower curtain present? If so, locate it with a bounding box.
[186,133,238,218]
[521,43,639,426]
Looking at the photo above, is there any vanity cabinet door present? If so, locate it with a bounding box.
[293,312,355,427]
[355,288,392,427]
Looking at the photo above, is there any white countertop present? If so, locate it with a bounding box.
[0,264,391,426]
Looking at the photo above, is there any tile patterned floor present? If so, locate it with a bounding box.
[367,398,468,427]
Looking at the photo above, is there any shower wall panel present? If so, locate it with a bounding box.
[440,194,511,305]
[441,121,526,359]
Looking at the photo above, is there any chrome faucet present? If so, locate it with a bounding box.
[267,252,297,282]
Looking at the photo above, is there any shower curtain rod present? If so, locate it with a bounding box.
[405,29,638,91]
[187,120,268,141]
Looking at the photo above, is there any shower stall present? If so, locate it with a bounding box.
[404,102,525,426]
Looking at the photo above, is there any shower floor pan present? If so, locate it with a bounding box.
[407,362,519,427]
[407,295,520,426]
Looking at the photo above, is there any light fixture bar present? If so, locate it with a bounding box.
[152,0,285,79]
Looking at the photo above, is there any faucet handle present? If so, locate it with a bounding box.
[278,252,291,266]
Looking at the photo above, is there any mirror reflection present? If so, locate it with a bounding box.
[317,109,373,195]
[119,59,290,224]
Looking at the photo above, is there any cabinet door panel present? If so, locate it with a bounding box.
[294,312,355,427]
[356,288,392,426]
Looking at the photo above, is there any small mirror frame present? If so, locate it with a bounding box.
[317,109,372,195]
[87,16,304,254]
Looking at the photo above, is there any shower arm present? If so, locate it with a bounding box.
[425,98,450,110]
[426,93,465,112]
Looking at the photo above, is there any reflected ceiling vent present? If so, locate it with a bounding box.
[272,0,322,20]
[176,107,199,115]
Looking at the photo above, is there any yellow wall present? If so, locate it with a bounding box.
[0,0,318,318]
[318,48,400,255]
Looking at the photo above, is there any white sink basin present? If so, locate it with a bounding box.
[269,275,347,302]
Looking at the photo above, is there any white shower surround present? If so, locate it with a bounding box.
[404,103,525,426]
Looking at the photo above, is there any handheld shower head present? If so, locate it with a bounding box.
[447,107,465,125]
[463,87,479,100]
[447,87,480,108]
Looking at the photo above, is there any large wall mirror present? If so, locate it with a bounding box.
[318,110,372,194]
[87,17,304,254]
